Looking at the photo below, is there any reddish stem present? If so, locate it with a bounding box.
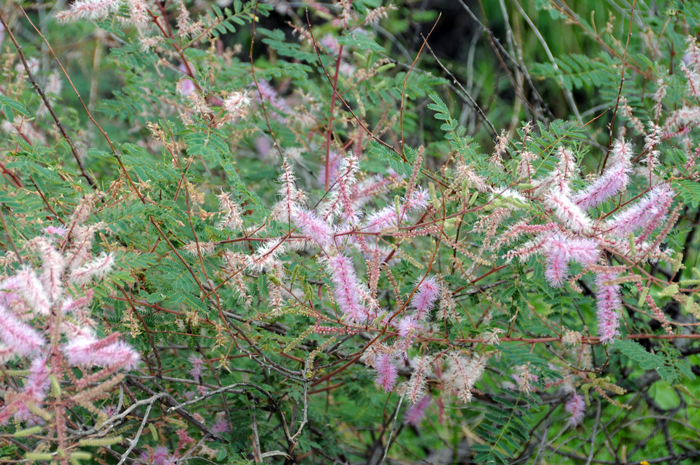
[324,45,344,192]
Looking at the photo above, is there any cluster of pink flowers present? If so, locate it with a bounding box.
[55,0,122,23]
[374,352,399,392]
[505,133,677,344]
[565,392,586,427]
[0,219,137,426]
[327,254,371,323]
[404,395,431,427]
[595,273,623,344]
[411,276,441,319]
[188,355,207,396]
[442,352,487,403]
[542,234,598,287]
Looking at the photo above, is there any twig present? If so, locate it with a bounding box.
[400,14,441,155]
[174,433,211,464]
[324,43,344,191]
[305,11,402,158]
[18,7,146,203]
[251,401,262,463]
[585,399,602,465]
[422,39,498,138]
[455,0,551,120]
[167,383,250,411]
[600,0,637,173]
[249,1,285,163]
[379,394,405,465]
[124,377,228,443]
[0,12,97,190]
[511,0,583,126]
[0,205,23,265]
[116,400,156,465]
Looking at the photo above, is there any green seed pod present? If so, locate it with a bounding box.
[658,284,679,297]
[628,233,636,256]
[637,287,649,307]
[50,374,61,398]
[352,52,367,62]
[461,179,469,200]
[289,265,299,289]
[70,451,93,465]
[26,453,54,462]
[671,252,684,273]
[14,426,42,437]
[304,282,314,302]
[429,182,440,211]
[79,436,124,447]
[149,423,158,440]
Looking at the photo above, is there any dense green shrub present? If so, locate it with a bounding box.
[0,1,699,464]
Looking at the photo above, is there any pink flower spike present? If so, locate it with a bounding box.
[14,357,50,421]
[69,253,115,286]
[406,356,431,403]
[443,352,486,403]
[564,238,599,266]
[44,225,67,237]
[211,418,229,434]
[216,191,244,231]
[574,162,630,210]
[175,428,195,451]
[0,306,45,356]
[404,187,430,213]
[327,254,368,323]
[223,92,250,119]
[544,192,592,233]
[246,238,286,273]
[128,0,148,25]
[404,396,431,427]
[32,239,65,303]
[565,392,586,427]
[374,353,398,392]
[62,291,93,314]
[55,0,120,23]
[25,357,50,397]
[542,234,599,288]
[189,355,204,382]
[397,316,421,339]
[411,276,440,318]
[151,446,171,465]
[595,272,622,344]
[293,208,333,247]
[606,185,674,238]
[63,335,139,370]
[272,158,306,221]
[364,206,398,233]
[15,267,51,316]
[544,249,569,288]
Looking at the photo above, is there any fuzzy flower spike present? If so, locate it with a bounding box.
[0,227,139,426]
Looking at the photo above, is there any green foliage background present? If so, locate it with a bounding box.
[1,0,700,464]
